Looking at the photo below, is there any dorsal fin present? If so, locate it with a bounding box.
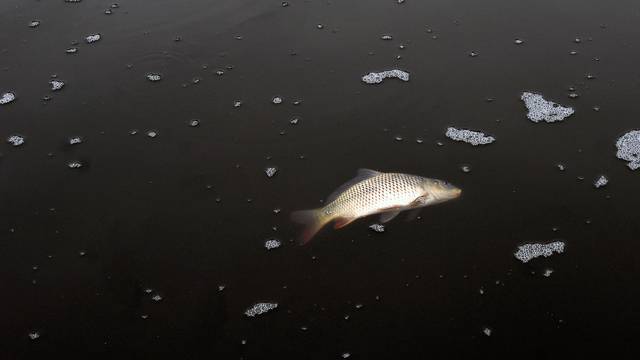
[325,168,382,203]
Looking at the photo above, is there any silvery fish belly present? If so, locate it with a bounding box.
[291,169,462,244]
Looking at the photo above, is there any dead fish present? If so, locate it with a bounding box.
[291,169,462,244]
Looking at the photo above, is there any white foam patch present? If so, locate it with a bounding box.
[362,69,409,84]
[369,224,385,233]
[1,92,16,105]
[7,135,25,146]
[616,130,640,170]
[50,80,65,91]
[514,241,565,263]
[593,175,608,188]
[521,92,574,123]
[244,302,278,317]
[264,239,281,250]
[446,127,495,146]
[265,167,278,178]
[85,34,101,43]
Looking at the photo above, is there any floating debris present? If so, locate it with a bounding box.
[514,38,524,45]
[514,241,565,263]
[361,69,409,84]
[616,130,640,170]
[341,353,351,359]
[244,302,278,317]
[188,119,200,127]
[68,137,83,145]
[7,135,25,146]
[67,161,83,169]
[521,92,575,123]
[29,20,40,28]
[85,34,101,43]
[151,294,163,302]
[381,34,393,40]
[445,127,495,146]
[233,100,242,108]
[264,239,281,250]
[265,167,278,178]
[146,130,158,138]
[369,224,385,233]
[0,92,16,105]
[66,47,78,54]
[28,331,40,340]
[289,117,300,125]
[593,175,608,188]
[543,269,554,277]
[482,327,492,336]
[272,96,283,104]
[468,51,479,57]
[50,80,65,91]
[146,73,162,82]
[460,164,472,173]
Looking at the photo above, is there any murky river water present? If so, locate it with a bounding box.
[2,0,639,358]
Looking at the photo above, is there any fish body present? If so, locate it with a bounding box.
[291,169,462,244]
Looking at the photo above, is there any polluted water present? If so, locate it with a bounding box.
[1,0,640,358]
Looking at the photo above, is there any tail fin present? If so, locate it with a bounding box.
[290,208,331,245]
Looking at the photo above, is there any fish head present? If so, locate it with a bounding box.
[420,178,462,204]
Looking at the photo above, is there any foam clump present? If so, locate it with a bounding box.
[593,175,608,188]
[50,80,65,91]
[1,92,16,105]
[362,69,409,84]
[244,302,278,317]
[616,130,640,170]
[514,241,565,263]
[369,224,385,233]
[85,34,101,43]
[445,127,495,146]
[521,92,574,123]
[264,239,281,250]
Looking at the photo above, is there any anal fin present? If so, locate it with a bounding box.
[334,217,356,229]
[379,211,401,223]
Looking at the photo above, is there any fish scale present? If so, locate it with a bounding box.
[326,173,424,218]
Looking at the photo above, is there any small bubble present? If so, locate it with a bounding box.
[146,130,158,138]
[514,38,524,45]
[272,96,283,104]
[85,34,101,43]
[265,167,278,178]
[68,136,83,145]
[316,24,324,29]
[188,119,200,127]
[146,73,162,82]
[67,161,83,169]
[151,294,163,302]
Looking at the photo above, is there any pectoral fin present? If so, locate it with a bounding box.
[405,208,422,221]
[379,211,401,223]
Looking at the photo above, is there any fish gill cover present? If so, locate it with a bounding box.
[521,92,575,123]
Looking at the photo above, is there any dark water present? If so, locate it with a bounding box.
[2,0,640,358]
